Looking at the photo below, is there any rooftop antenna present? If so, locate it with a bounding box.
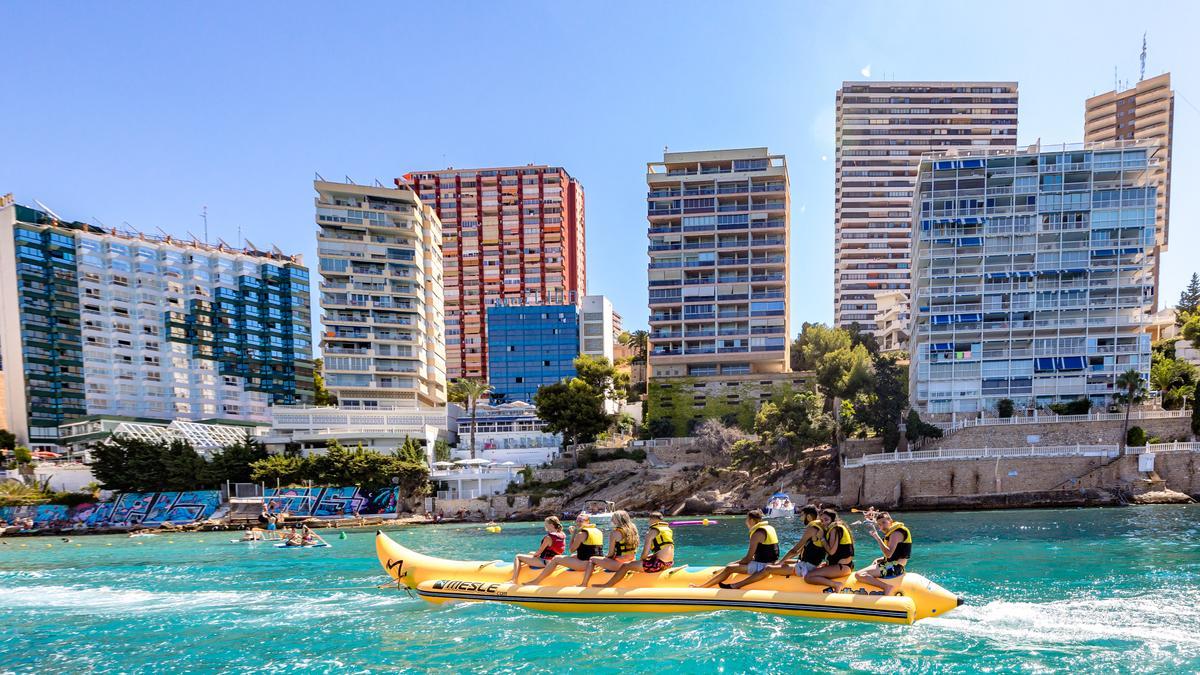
[199,205,208,244]
[1114,66,1119,93]
[92,217,107,229]
[155,226,172,242]
[1139,32,1147,82]
[314,171,325,182]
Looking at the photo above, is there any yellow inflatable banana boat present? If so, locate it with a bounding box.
[375,531,961,624]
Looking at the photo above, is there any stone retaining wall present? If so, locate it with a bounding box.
[841,449,1200,508]
[532,469,566,482]
[585,459,643,473]
[929,417,1192,450]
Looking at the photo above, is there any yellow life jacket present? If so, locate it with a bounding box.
[581,524,604,546]
[749,521,779,545]
[827,521,855,563]
[749,521,780,563]
[833,522,853,545]
[882,521,912,561]
[649,522,674,554]
[806,519,826,546]
[613,527,639,557]
[799,519,827,565]
[882,521,912,543]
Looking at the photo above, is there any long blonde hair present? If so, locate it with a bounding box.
[612,510,637,545]
[544,516,562,532]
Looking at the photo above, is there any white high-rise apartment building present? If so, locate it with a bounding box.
[835,82,1019,343]
[315,181,447,408]
[0,197,313,449]
[910,141,1159,417]
[646,148,790,380]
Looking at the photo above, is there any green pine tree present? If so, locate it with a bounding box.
[1177,273,1200,325]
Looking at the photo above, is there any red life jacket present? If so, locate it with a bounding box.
[543,531,566,557]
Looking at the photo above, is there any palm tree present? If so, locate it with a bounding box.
[450,378,493,459]
[620,330,649,364]
[1116,368,1147,455]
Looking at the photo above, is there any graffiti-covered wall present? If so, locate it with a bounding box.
[263,486,398,516]
[1,490,221,530]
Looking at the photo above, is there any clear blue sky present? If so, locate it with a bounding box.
[4,2,1198,345]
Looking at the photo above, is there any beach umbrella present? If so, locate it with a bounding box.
[454,458,492,465]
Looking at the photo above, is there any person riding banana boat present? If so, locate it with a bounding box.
[694,509,778,589]
[528,513,604,584]
[856,510,912,596]
[593,512,674,588]
[804,508,855,592]
[720,504,825,590]
[580,510,639,586]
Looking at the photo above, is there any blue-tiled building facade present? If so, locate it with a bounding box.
[1,200,312,449]
[911,141,1159,415]
[486,304,580,402]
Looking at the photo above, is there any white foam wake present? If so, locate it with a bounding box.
[923,591,1200,651]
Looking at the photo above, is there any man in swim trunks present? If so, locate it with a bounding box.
[694,510,778,589]
[721,504,824,590]
[856,511,912,596]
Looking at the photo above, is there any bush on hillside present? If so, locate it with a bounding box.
[997,398,1015,419]
[1126,426,1148,447]
[1048,398,1092,416]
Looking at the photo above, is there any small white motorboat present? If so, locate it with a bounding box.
[764,492,795,518]
[578,499,615,524]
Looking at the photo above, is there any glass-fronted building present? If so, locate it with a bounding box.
[910,141,1159,417]
[0,198,313,450]
[486,303,579,402]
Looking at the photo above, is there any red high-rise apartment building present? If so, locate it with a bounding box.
[402,166,586,380]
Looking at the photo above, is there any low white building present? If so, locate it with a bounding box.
[58,416,270,461]
[263,404,449,458]
[431,459,521,501]
[450,401,560,466]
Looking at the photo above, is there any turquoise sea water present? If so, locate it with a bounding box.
[2,506,1199,673]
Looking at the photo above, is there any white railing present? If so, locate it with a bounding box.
[844,441,1199,467]
[843,444,1118,468]
[630,437,696,448]
[944,409,1188,435]
[1126,441,1200,455]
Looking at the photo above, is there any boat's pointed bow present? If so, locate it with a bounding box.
[910,574,961,621]
[376,531,417,586]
